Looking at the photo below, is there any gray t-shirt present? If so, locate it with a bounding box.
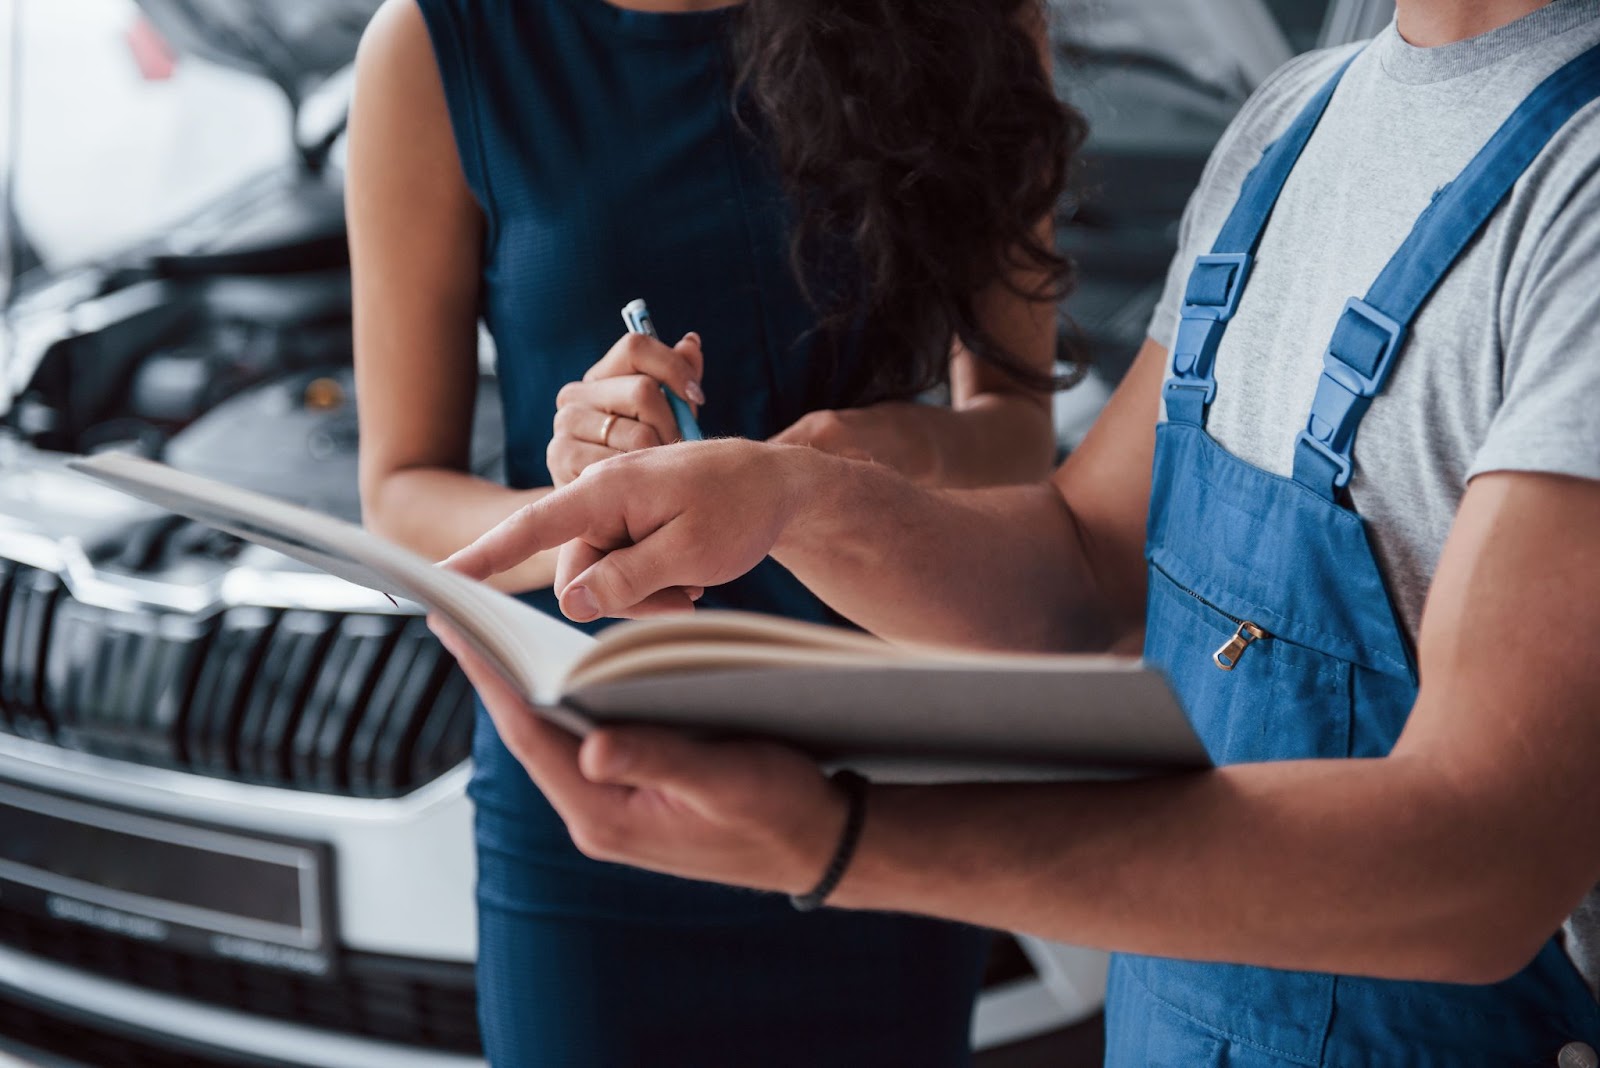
[1147,0,1600,990]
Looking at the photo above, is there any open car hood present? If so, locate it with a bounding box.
[133,0,382,99]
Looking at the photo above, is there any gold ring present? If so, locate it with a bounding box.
[600,413,620,447]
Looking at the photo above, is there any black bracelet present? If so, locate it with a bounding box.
[790,770,869,912]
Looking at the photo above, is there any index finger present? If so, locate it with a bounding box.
[585,332,704,406]
[444,486,603,582]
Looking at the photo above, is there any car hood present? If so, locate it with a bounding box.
[133,0,382,97]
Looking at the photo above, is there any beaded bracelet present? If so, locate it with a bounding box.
[790,770,869,912]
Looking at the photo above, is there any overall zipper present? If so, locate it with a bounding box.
[1213,621,1268,671]
[1151,561,1272,671]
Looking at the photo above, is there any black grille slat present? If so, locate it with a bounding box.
[3,567,62,740]
[92,612,158,760]
[0,560,15,731]
[410,669,474,790]
[300,615,398,792]
[348,619,450,797]
[75,610,122,749]
[186,606,277,774]
[115,613,167,761]
[236,611,336,783]
[0,567,34,719]
[369,623,456,796]
[43,597,97,737]
[142,613,210,765]
[286,625,361,787]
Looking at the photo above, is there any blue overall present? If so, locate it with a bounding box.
[414,1,988,1064]
[1107,45,1600,1066]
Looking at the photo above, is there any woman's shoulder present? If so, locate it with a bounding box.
[357,0,433,81]
[356,0,571,149]
[354,0,502,216]
[360,0,530,97]
[354,0,459,146]
[365,0,580,68]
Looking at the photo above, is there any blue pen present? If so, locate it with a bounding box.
[621,299,704,442]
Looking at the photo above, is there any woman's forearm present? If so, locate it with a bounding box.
[365,467,557,593]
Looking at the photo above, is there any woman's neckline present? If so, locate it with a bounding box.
[564,0,740,42]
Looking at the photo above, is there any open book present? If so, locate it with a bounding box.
[71,452,1209,784]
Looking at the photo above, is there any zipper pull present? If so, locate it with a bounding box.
[1214,622,1267,671]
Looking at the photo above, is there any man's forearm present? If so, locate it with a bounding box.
[857,395,1056,488]
[831,757,1565,984]
[771,448,1114,651]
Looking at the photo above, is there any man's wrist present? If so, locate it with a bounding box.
[769,444,852,562]
[787,771,869,909]
[822,784,928,913]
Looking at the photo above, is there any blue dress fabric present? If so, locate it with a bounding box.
[1112,45,1600,1065]
[414,1,989,1063]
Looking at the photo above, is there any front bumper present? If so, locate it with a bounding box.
[0,734,482,1065]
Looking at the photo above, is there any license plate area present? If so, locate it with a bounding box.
[0,780,337,977]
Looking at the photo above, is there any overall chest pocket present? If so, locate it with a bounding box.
[1145,562,1353,766]
[1124,565,1350,1063]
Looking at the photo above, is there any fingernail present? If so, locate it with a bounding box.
[684,331,701,347]
[686,380,706,406]
[566,586,600,622]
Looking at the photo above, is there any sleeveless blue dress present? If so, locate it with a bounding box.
[414,1,991,1063]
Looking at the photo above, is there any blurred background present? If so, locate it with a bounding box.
[0,1,1391,1065]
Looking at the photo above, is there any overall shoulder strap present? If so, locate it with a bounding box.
[1165,55,1359,427]
[1293,42,1600,497]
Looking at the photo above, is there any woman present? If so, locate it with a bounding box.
[346,0,1083,1063]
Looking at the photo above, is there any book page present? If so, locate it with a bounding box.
[567,611,1137,690]
[564,610,908,690]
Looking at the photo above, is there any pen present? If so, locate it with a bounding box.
[622,299,704,443]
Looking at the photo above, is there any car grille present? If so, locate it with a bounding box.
[0,560,475,797]
[0,906,482,1056]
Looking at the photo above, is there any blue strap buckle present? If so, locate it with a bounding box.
[1294,298,1406,489]
[1166,254,1252,423]
[1180,252,1252,321]
[1166,319,1223,405]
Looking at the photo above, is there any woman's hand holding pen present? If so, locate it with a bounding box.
[547,331,706,487]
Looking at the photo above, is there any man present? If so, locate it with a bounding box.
[441,0,1600,1060]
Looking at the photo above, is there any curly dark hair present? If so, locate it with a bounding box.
[732,0,1087,403]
